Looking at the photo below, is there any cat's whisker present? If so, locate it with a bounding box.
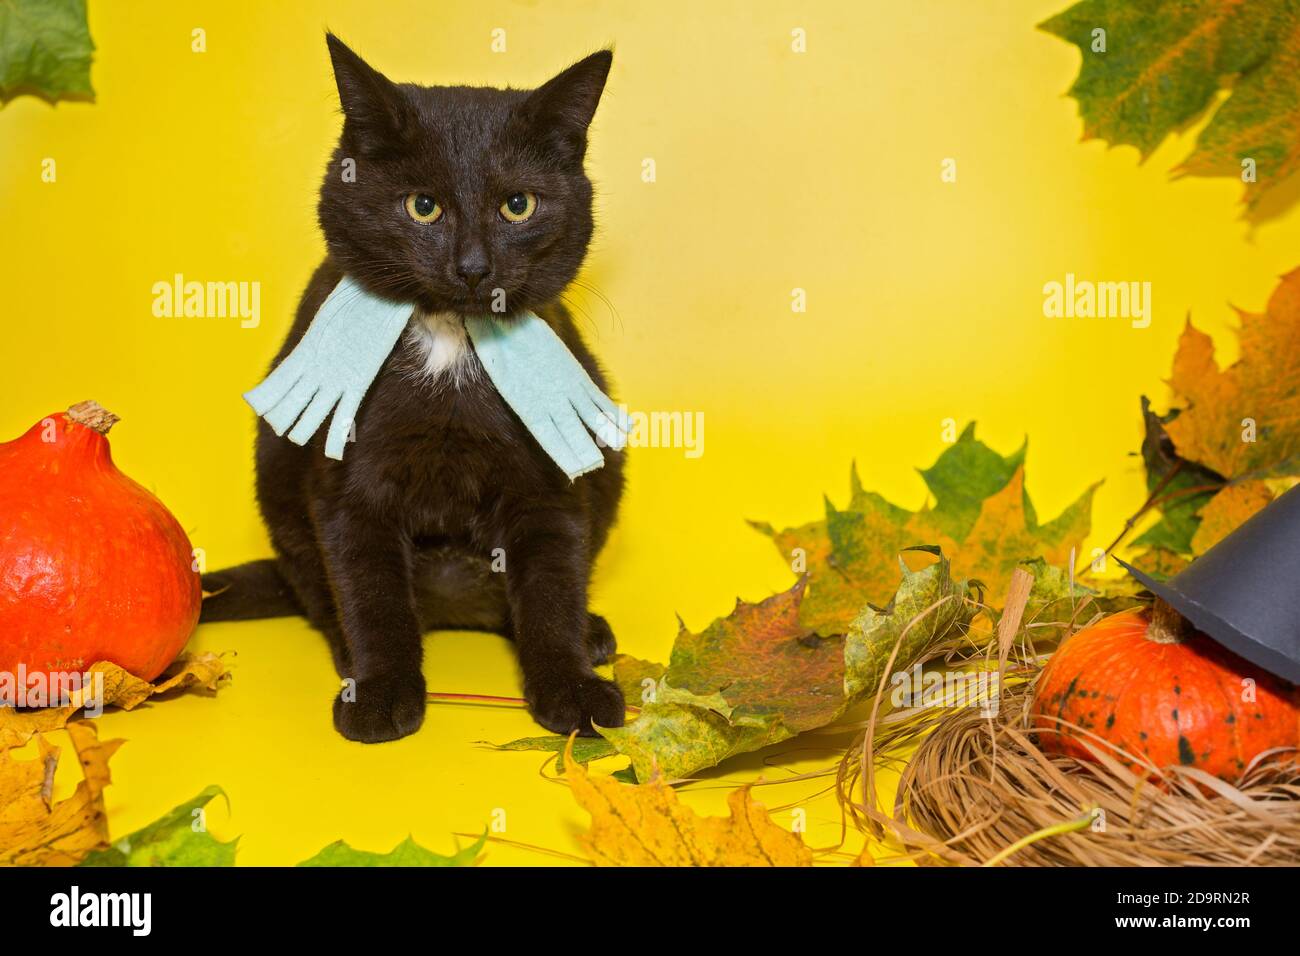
[567,277,624,335]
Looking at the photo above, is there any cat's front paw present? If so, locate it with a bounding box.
[333,671,426,743]
[526,671,625,737]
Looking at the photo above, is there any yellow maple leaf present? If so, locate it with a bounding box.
[1190,480,1276,555]
[0,721,121,866]
[1166,268,1300,479]
[0,652,229,748]
[565,737,812,866]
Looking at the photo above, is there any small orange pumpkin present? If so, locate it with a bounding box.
[0,402,200,683]
[1031,602,1300,782]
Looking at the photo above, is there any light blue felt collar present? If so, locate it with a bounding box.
[244,275,627,480]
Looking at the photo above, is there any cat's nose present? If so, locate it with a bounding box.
[455,251,492,292]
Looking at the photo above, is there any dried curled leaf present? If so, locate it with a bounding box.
[566,736,811,866]
[0,721,120,866]
[844,553,974,700]
[0,652,230,748]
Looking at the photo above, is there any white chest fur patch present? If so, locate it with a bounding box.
[403,310,474,385]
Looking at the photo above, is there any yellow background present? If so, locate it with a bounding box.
[3,0,1299,864]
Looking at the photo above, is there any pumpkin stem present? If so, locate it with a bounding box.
[1147,597,1192,644]
[66,401,120,436]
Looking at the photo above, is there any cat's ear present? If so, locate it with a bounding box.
[326,33,414,155]
[519,50,613,161]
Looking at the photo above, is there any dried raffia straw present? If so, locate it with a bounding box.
[837,572,1300,866]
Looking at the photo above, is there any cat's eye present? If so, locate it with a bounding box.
[499,192,538,223]
[404,193,443,223]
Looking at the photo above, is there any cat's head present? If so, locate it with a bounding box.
[317,34,611,316]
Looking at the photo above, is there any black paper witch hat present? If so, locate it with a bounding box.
[1117,484,1300,685]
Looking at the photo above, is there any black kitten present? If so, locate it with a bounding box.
[201,34,626,743]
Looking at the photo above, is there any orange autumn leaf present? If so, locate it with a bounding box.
[1127,547,1191,581]
[565,737,812,866]
[1165,268,1300,480]
[0,652,230,748]
[1190,480,1276,555]
[0,721,121,866]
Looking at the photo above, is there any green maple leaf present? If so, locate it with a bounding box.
[79,786,237,867]
[297,832,486,867]
[754,423,1097,635]
[0,0,95,104]
[1040,0,1300,211]
[915,424,1027,539]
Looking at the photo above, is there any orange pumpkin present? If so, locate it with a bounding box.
[0,402,200,683]
[1031,602,1300,782]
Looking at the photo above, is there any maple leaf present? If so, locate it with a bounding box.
[1040,0,1300,212]
[0,652,231,748]
[298,832,486,867]
[0,0,94,103]
[1164,269,1300,479]
[80,786,237,867]
[665,578,846,732]
[0,720,120,866]
[1131,269,1300,559]
[1126,547,1191,582]
[755,424,1098,635]
[1190,479,1276,553]
[595,554,979,781]
[923,467,1096,601]
[597,578,846,780]
[565,736,812,866]
[610,653,667,707]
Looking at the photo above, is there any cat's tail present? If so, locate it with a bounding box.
[200,560,302,622]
